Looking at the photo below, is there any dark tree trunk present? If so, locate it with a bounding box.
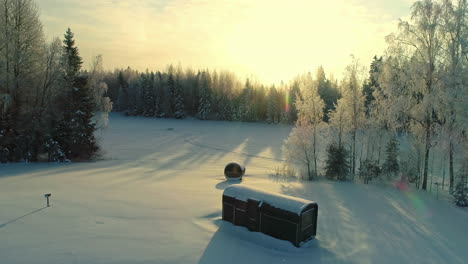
[449,141,454,192]
[422,124,431,190]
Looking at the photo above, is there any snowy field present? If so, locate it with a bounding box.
[1,113,468,264]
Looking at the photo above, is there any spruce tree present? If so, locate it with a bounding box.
[117,71,129,111]
[141,73,155,117]
[173,77,185,119]
[153,72,163,117]
[383,135,399,176]
[266,86,283,124]
[63,28,83,81]
[316,67,340,122]
[218,94,232,121]
[239,81,252,121]
[362,56,382,116]
[288,85,300,123]
[53,28,98,160]
[197,72,212,120]
[453,159,468,207]
[0,104,17,162]
[167,72,176,116]
[453,176,468,207]
[325,143,350,181]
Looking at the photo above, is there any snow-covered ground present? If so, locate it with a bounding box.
[1,113,467,264]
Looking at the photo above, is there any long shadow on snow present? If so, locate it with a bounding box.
[0,207,47,228]
[198,221,338,264]
[184,120,292,169]
[279,181,468,264]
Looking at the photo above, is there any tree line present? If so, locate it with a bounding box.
[103,65,341,124]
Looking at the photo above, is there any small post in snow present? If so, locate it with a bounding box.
[44,193,51,207]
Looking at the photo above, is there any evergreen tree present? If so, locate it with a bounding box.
[359,159,382,184]
[63,28,83,81]
[117,71,129,111]
[197,72,212,120]
[266,87,280,123]
[238,80,253,121]
[54,76,98,160]
[325,143,350,181]
[362,56,382,116]
[316,67,341,122]
[288,84,300,123]
[0,104,17,162]
[383,135,399,175]
[151,72,160,116]
[53,28,98,160]
[153,71,163,117]
[167,72,176,116]
[141,73,155,117]
[218,94,232,120]
[44,136,67,162]
[453,175,468,207]
[173,76,185,119]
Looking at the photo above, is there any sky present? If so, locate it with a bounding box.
[37,0,415,85]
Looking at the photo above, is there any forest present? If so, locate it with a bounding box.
[0,0,467,204]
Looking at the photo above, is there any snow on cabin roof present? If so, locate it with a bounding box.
[223,185,315,214]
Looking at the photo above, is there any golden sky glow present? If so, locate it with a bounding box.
[38,0,414,84]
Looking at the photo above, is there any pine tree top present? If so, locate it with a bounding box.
[63,28,75,48]
[63,28,83,77]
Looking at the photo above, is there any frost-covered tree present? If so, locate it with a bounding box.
[266,86,281,123]
[295,83,325,178]
[439,0,468,192]
[153,71,162,117]
[283,123,317,180]
[0,0,47,161]
[138,72,155,117]
[388,0,445,190]
[287,83,300,123]
[453,153,468,206]
[88,55,112,131]
[173,75,185,119]
[197,71,212,120]
[166,67,185,118]
[237,80,253,121]
[336,56,366,178]
[218,93,232,120]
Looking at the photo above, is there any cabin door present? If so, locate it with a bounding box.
[246,199,260,231]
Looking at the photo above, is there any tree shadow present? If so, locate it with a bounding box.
[0,207,47,228]
[279,181,468,264]
[198,221,338,264]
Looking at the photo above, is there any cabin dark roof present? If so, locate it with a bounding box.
[223,185,315,214]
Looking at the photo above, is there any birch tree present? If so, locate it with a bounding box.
[338,56,366,178]
[440,0,468,191]
[389,0,444,190]
[295,82,325,179]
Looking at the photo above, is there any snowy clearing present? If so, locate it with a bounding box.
[1,114,467,264]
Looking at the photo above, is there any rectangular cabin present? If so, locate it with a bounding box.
[222,185,318,247]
